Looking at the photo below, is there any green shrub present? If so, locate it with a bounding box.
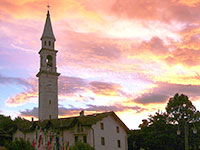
[69,141,94,150]
[4,138,34,150]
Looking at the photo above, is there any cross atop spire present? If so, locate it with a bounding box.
[47,4,50,15]
[47,4,50,10]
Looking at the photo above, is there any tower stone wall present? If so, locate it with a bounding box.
[37,10,60,121]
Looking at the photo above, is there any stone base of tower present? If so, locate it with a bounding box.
[38,73,59,121]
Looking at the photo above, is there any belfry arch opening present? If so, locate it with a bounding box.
[46,55,52,67]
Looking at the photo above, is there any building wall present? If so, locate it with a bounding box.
[62,126,93,147]
[13,130,25,140]
[25,132,35,144]
[38,73,58,120]
[92,115,128,150]
[12,116,128,150]
[13,130,37,143]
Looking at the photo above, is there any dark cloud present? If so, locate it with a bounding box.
[58,76,88,96]
[58,76,126,98]
[89,81,121,96]
[85,104,147,113]
[135,94,169,104]
[20,104,146,118]
[134,82,200,104]
[138,36,169,55]
[20,107,38,118]
[0,74,33,88]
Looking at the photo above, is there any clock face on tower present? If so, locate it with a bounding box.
[46,80,53,91]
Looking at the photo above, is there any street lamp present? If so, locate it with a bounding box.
[177,123,197,150]
[176,103,198,150]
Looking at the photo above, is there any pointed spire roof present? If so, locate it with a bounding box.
[41,10,56,41]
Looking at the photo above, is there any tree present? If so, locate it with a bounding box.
[69,141,94,150]
[14,117,32,130]
[166,93,199,124]
[0,115,15,135]
[128,110,182,150]
[4,138,34,150]
[166,93,200,150]
[0,115,32,146]
[0,115,14,146]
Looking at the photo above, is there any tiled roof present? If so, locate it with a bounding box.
[17,111,129,133]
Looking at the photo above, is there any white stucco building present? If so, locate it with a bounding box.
[13,8,129,150]
[14,111,129,150]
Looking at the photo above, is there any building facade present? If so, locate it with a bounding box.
[13,111,129,150]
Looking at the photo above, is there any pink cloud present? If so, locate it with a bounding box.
[111,0,200,23]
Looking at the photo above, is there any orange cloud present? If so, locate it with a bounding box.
[178,0,200,7]
[6,90,37,107]
[5,79,37,107]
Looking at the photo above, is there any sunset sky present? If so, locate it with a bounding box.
[1,0,200,129]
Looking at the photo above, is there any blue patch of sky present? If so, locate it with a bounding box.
[0,84,24,104]
[0,46,38,78]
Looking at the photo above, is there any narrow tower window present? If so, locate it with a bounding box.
[46,55,53,67]
[49,41,51,46]
[49,100,51,104]
[44,41,46,46]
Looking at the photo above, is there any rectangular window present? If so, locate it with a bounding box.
[77,124,83,132]
[49,41,51,46]
[101,137,105,145]
[116,126,119,133]
[49,100,51,104]
[75,136,78,143]
[83,136,87,143]
[49,115,51,119]
[100,123,104,130]
[117,140,121,148]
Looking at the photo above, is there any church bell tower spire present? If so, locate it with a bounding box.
[37,7,60,121]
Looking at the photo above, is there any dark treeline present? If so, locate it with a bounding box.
[128,93,200,150]
[0,115,31,146]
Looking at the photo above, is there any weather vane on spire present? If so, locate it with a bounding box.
[47,4,50,15]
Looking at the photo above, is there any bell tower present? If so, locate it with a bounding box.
[36,8,60,121]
